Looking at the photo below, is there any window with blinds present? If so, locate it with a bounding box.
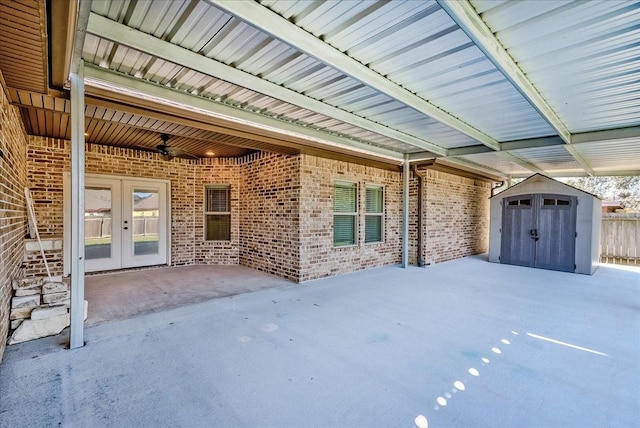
[333,182,357,246]
[365,185,384,243]
[204,185,231,241]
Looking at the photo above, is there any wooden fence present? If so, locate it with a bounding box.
[85,216,158,239]
[600,213,640,265]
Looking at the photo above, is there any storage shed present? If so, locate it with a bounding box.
[489,174,601,275]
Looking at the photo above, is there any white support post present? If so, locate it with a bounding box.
[402,154,410,268]
[70,60,85,349]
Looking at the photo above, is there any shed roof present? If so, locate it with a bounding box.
[0,0,638,176]
[491,174,601,199]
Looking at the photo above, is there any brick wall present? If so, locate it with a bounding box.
[0,80,28,362]
[239,152,301,281]
[196,157,240,265]
[23,138,491,286]
[25,138,240,275]
[299,155,402,281]
[419,168,491,264]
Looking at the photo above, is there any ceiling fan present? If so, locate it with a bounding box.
[151,134,199,161]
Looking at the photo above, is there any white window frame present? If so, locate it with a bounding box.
[204,184,231,242]
[365,184,385,244]
[333,180,358,247]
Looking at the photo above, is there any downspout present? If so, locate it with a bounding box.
[491,181,505,197]
[402,154,410,268]
[413,165,427,267]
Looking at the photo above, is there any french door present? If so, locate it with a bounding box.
[67,175,170,273]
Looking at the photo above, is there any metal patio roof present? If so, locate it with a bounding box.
[1,0,639,177]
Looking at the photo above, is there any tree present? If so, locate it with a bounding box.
[566,176,640,212]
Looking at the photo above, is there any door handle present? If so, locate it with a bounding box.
[530,229,538,241]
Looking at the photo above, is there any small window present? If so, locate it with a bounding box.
[365,185,384,243]
[557,200,570,206]
[334,182,357,246]
[205,185,230,241]
[543,199,556,206]
[519,199,531,206]
[508,200,519,206]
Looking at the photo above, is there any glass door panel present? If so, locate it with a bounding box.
[84,187,112,259]
[84,179,122,272]
[132,190,159,256]
[122,181,167,268]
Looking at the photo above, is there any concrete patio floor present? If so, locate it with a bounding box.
[84,265,294,326]
[1,256,639,427]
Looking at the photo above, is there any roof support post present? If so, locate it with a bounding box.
[69,60,85,349]
[402,153,410,268]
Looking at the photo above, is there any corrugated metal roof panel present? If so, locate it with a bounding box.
[78,0,639,175]
[83,34,420,153]
[262,0,555,141]
[458,152,531,176]
[574,138,640,172]
[474,0,640,133]
[510,145,583,173]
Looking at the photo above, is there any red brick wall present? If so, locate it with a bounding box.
[420,169,491,264]
[239,152,301,281]
[0,80,28,362]
[299,155,403,281]
[23,139,491,285]
[195,158,241,265]
[25,138,241,275]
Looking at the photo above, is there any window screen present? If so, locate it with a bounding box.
[334,182,357,246]
[365,185,383,243]
[205,185,231,241]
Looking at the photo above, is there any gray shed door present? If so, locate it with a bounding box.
[501,194,577,272]
[500,195,535,267]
